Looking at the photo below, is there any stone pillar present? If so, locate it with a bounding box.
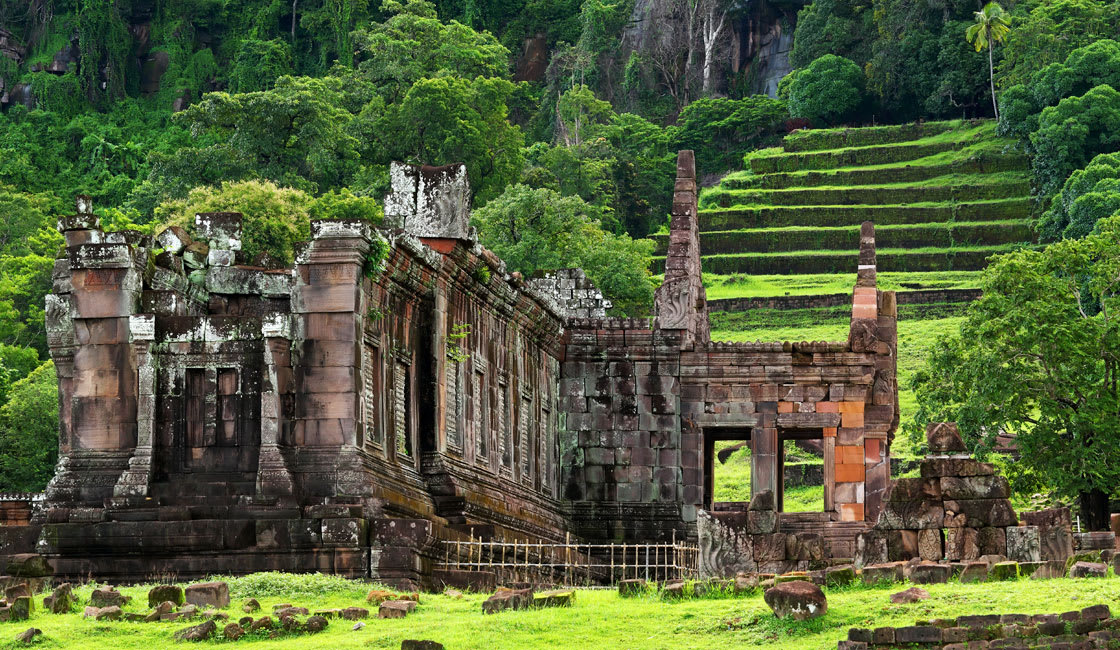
[654,150,710,347]
[750,424,778,504]
[845,222,898,523]
[46,197,144,506]
[113,315,157,499]
[292,219,374,499]
[257,313,296,498]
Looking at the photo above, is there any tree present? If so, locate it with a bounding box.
[668,95,788,174]
[997,0,1120,90]
[154,180,380,265]
[373,75,524,205]
[966,2,1012,121]
[472,184,655,315]
[174,76,361,195]
[787,55,866,126]
[912,215,1120,529]
[1030,84,1120,199]
[0,361,58,492]
[790,0,875,70]
[1039,152,1120,240]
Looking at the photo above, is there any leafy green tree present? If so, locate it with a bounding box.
[0,361,58,493]
[472,184,655,315]
[373,75,524,204]
[1039,152,1120,240]
[787,55,866,126]
[911,215,1120,530]
[0,345,41,408]
[153,75,360,202]
[790,0,876,69]
[668,95,788,174]
[352,0,510,103]
[997,0,1120,90]
[0,188,61,256]
[1030,84,1120,199]
[966,2,1012,121]
[229,39,294,92]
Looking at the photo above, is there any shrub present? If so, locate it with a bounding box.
[0,361,58,492]
[668,96,788,175]
[228,39,293,93]
[1039,152,1120,240]
[1030,84,1120,199]
[787,55,866,126]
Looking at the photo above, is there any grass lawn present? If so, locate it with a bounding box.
[700,270,983,300]
[17,572,1120,650]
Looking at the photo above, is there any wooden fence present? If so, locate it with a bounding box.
[437,532,700,586]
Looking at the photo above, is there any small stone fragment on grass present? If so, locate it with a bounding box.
[250,616,274,632]
[889,587,929,604]
[241,598,260,613]
[15,627,40,644]
[401,641,445,650]
[367,589,395,604]
[763,581,827,620]
[174,619,216,642]
[534,590,574,608]
[223,623,244,640]
[352,621,366,631]
[274,606,309,617]
[90,587,129,608]
[306,615,329,633]
[444,589,463,599]
[482,589,531,614]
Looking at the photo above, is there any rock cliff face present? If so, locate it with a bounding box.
[618,0,807,100]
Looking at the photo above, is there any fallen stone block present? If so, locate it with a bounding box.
[763,580,827,620]
[895,625,941,644]
[617,579,646,597]
[824,565,856,587]
[9,597,30,621]
[906,563,951,584]
[174,619,217,642]
[1069,561,1107,578]
[382,600,419,618]
[660,580,687,599]
[533,590,574,608]
[241,598,260,613]
[861,563,904,585]
[958,562,988,583]
[926,422,967,452]
[222,623,244,640]
[90,587,129,608]
[367,589,397,604]
[15,627,40,644]
[988,561,1019,581]
[147,584,184,608]
[341,607,369,620]
[306,615,329,633]
[43,582,74,614]
[889,587,929,604]
[144,601,176,622]
[734,574,759,594]
[1006,526,1041,563]
[83,605,121,621]
[250,616,273,631]
[184,582,229,609]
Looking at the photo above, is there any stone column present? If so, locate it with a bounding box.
[113,315,157,499]
[292,219,374,499]
[257,313,296,498]
[654,150,710,347]
[45,197,144,506]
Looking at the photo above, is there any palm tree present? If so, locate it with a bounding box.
[966,2,1012,120]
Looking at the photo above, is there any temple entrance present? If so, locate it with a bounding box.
[778,436,826,513]
[703,426,751,510]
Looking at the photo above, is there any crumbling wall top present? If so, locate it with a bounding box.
[384,162,473,240]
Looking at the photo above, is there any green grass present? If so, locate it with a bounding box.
[700,271,983,300]
[16,571,1120,649]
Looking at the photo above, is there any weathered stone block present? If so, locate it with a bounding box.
[942,499,1017,528]
[918,529,942,561]
[877,500,944,530]
[763,581,827,620]
[861,563,904,585]
[1006,526,1041,563]
[1069,561,1107,578]
[926,422,967,452]
[148,584,184,608]
[885,477,941,502]
[906,563,951,584]
[940,475,1010,500]
[944,527,980,561]
[185,582,230,609]
[920,458,995,478]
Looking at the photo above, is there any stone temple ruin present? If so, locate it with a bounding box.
[0,151,908,587]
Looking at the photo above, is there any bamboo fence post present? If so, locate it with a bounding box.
[469,529,475,572]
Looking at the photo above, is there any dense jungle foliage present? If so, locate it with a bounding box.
[0,0,1118,500]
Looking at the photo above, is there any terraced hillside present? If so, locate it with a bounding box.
[650,120,1034,285]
